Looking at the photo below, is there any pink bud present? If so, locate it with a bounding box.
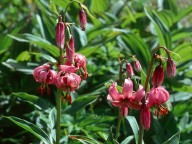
[166,59,176,78]
[66,36,75,65]
[126,63,134,78]
[79,8,87,31]
[152,64,164,87]
[133,59,142,72]
[56,16,65,49]
[140,103,150,130]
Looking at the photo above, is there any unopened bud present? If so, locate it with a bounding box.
[126,63,134,78]
[152,64,164,87]
[166,58,176,78]
[66,36,75,65]
[79,8,87,31]
[133,59,142,72]
[56,16,65,49]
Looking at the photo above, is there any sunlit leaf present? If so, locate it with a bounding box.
[126,116,139,144]
[162,131,180,144]
[3,116,51,144]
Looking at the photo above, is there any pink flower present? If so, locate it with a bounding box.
[66,36,75,65]
[74,53,88,79]
[133,59,142,73]
[33,64,56,84]
[140,103,150,130]
[79,8,87,31]
[152,64,164,87]
[58,65,78,73]
[166,58,176,78]
[148,86,169,117]
[148,86,169,107]
[126,63,134,78]
[56,16,65,49]
[55,71,81,92]
[74,53,86,69]
[107,79,145,117]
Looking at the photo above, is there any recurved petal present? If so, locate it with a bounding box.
[131,85,145,102]
[109,83,122,101]
[122,79,133,99]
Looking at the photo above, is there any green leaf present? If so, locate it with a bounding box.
[49,1,59,16]
[12,92,53,110]
[69,135,101,144]
[121,135,134,144]
[179,112,189,131]
[8,33,59,57]
[30,52,57,63]
[145,8,172,49]
[16,51,31,62]
[125,116,139,144]
[3,116,51,144]
[63,96,97,114]
[162,131,180,144]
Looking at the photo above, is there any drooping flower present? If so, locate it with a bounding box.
[33,64,56,84]
[152,64,164,87]
[79,8,87,31]
[126,63,134,78]
[66,36,75,65]
[166,58,176,78]
[107,79,145,117]
[55,71,81,92]
[56,16,65,49]
[140,103,150,130]
[148,86,169,117]
[133,59,142,73]
[74,53,88,79]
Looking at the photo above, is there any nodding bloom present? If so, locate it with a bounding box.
[33,64,56,84]
[74,53,88,79]
[148,86,169,117]
[166,58,176,78]
[133,59,142,73]
[66,36,75,65]
[56,16,65,49]
[140,103,151,130]
[107,79,145,117]
[126,63,134,78]
[152,64,164,87]
[55,71,81,92]
[79,8,87,31]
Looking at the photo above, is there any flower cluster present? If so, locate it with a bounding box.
[33,8,88,103]
[107,49,176,130]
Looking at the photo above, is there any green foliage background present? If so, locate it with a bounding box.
[0,0,192,143]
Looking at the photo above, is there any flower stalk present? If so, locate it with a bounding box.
[138,46,170,144]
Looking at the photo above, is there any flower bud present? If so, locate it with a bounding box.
[133,59,142,72]
[126,63,134,78]
[66,36,75,65]
[166,58,176,78]
[56,16,65,49]
[152,64,164,87]
[140,103,150,130]
[79,8,87,31]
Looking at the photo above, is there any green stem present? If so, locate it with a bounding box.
[63,0,81,21]
[56,88,62,144]
[115,109,122,140]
